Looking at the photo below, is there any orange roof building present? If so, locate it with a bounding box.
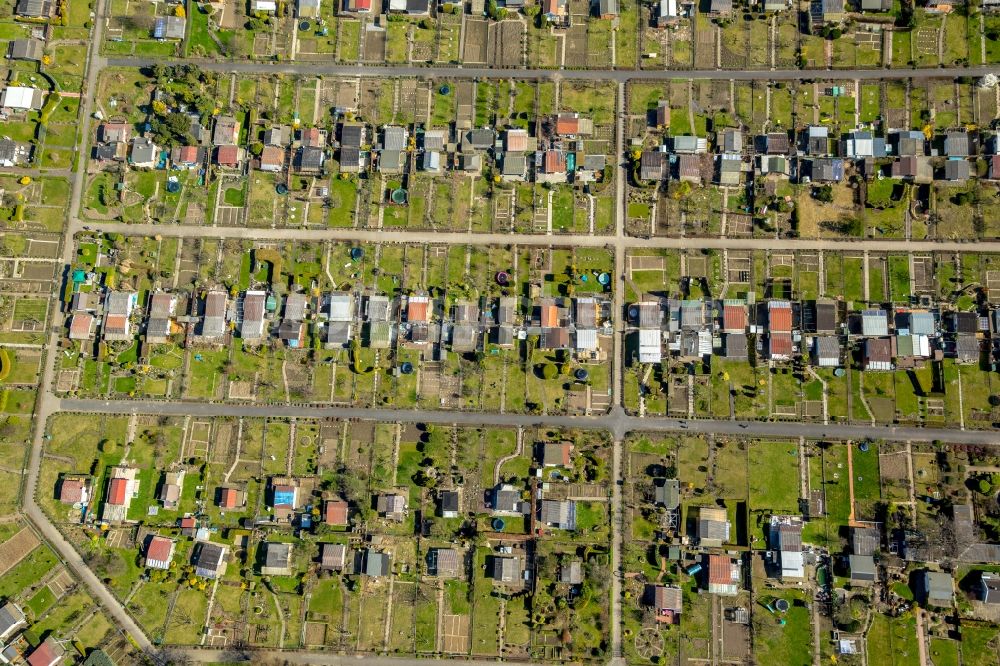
[324,499,349,526]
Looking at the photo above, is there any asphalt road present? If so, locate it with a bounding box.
[61,399,1000,445]
[108,57,998,82]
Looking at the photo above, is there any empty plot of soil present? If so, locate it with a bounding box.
[0,528,40,577]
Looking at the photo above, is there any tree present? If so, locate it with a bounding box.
[541,363,557,380]
[814,184,834,203]
[150,112,194,146]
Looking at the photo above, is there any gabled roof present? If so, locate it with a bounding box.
[59,477,86,503]
[272,484,297,507]
[260,145,284,168]
[768,300,792,332]
[540,499,576,529]
[923,570,954,603]
[194,542,227,576]
[861,309,889,337]
[501,152,527,176]
[542,442,572,466]
[362,549,391,576]
[26,637,63,666]
[324,499,349,525]
[218,486,241,508]
[707,554,739,585]
[654,478,679,509]
[492,555,522,582]
[653,585,682,611]
[850,554,876,580]
[320,543,347,569]
[944,158,971,181]
[768,332,793,358]
[505,129,529,153]
[542,149,566,174]
[809,158,844,182]
[764,132,790,153]
[408,295,430,322]
[852,526,879,556]
[554,112,592,135]
[8,39,43,61]
[108,477,129,505]
[146,535,174,564]
[698,506,730,542]
[298,145,326,169]
[814,336,841,363]
[560,560,583,584]
[262,541,292,570]
[640,150,667,180]
[943,131,971,157]
[340,123,365,148]
[215,145,240,166]
[15,0,51,17]
[431,548,461,576]
[864,337,893,366]
[439,490,460,514]
[382,126,408,151]
[0,603,25,642]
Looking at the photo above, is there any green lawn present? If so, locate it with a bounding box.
[961,624,1000,665]
[187,5,222,56]
[749,441,800,512]
[25,585,56,616]
[867,613,920,666]
[753,590,812,666]
[0,545,59,599]
[929,638,960,666]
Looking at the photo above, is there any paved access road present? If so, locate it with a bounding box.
[108,57,999,82]
[170,649,548,665]
[62,399,1000,445]
[66,219,1000,254]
